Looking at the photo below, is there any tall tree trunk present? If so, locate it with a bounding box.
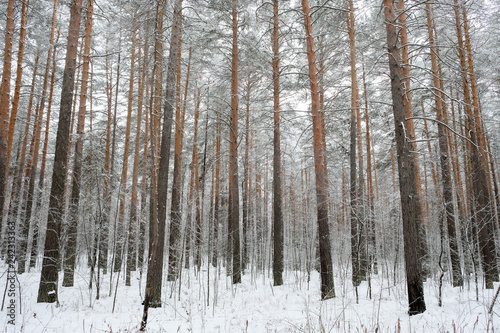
[142,0,182,320]
[363,63,377,274]
[6,0,31,178]
[168,35,187,279]
[242,76,250,270]
[127,27,147,284]
[115,25,137,275]
[383,0,426,315]
[37,0,83,303]
[212,114,221,266]
[425,3,462,287]
[0,0,16,234]
[272,0,284,287]
[301,0,335,300]
[32,26,61,269]
[453,0,498,288]
[191,87,202,270]
[397,0,428,273]
[8,52,39,269]
[62,0,93,287]
[17,99,41,274]
[347,0,365,287]
[145,0,164,312]
[17,1,54,271]
[99,38,113,274]
[228,0,241,285]
[6,0,31,261]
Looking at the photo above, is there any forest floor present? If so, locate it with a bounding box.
[1,262,499,332]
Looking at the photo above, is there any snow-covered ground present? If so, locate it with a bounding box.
[1,263,499,332]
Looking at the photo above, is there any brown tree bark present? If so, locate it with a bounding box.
[17,99,41,274]
[62,0,93,287]
[5,0,31,260]
[425,3,463,287]
[142,0,182,320]
[37,0,84,303]
[8,51,39,268]
[144,0,165,314]
[0,0,16,233]
[228,0,241,285]
[272,0,284,287]
[383,0,425,315]
[453,0,498,288]
[301,0,335,300]
[168,35,187,278]
[397,0,429,273]
[6,0,31,177]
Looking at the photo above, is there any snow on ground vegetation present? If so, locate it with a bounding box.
[1,263,499,332]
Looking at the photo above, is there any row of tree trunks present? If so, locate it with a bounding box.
[21,0,57,274]
[114,21,137,275]
[33,26,61,270]
[5,0,31,265]
[453,0,499,289]
[6,0,31,181]
[424,2,463,288]
[8,52,38,271]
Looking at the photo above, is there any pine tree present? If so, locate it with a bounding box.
[37,0,84,303]
[301,0,335,300]
[383,0,425,315]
